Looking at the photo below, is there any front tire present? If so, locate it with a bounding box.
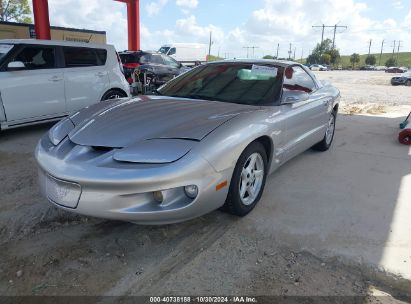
[313,111,336,151]
[224,142,268,216]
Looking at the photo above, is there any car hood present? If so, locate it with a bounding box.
[68,96,257,148]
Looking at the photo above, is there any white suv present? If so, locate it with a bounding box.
[0,39,130,130]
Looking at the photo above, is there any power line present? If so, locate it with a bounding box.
[312,24,347,47]
[243,46,259,58]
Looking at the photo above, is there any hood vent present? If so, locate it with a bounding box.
[91,146,114,152]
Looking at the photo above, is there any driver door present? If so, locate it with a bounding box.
[280,66,328,161]
[0,44,65,122]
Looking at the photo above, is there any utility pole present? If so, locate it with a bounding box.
[276,43,279,59]
[243,46,259,58]
[208,31,212,58]
[379,40,384,66]
[288,43,292,60]
[397,40,402,65]
[293,47,296,60]
[392,40,396,57]
[243,47,250,58]
[368,39,372,55]
[332,24,347,49]
[313,24,347,49]
[312,24,326,44]
[300,48,304,63]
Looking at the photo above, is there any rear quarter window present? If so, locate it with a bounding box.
[63,47,106,67]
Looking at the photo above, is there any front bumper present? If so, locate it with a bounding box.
[35,135,231,224]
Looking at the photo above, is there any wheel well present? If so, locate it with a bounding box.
[253,136,273,165]
[333,104,339,113]
[101,88,128,100]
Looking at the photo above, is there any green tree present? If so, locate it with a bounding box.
[385,57,397,67]
[350,53,360,68]
[0,0,32,23]
[321,53,331,65]
[365,54,376,66]
[306,38,340,65]
[263,55,276,59]
[207,55,223,62]
[328,48,341,65]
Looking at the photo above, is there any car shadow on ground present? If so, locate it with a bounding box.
[0,114,410,300]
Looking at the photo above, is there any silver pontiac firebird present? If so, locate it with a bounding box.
[35,60,340,224]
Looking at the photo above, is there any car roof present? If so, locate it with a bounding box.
[207,59,298,68]
[119,50,162,55]
[0,39,112,49]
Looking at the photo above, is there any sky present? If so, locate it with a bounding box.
[42,0,411,59]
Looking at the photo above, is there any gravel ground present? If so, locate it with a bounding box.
[314,70,411,106]
[0,71,410,302]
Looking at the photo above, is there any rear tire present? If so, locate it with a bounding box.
[101,89,127,101]
[406,80,411,87]
[224,142,268,216]
[313,111,336,151]
[399,129,411,145]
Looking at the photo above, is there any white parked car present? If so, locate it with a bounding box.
[0,39,130,130]
[310,64,328,71]
[158,43,208,66]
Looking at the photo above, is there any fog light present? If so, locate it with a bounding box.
[184,185,198,199]
[153,191,164,203]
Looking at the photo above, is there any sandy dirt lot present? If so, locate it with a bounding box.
[314,70,411,115]
[0,71,410,301]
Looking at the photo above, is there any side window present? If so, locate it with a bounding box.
[63,47,101,67]
[168,47,176,56]
[95,49,107,65]
[140,54,152,64]
[13,46,56,70]
[151,55,164,64]
[283,66,316,93]
[161,55,180,68]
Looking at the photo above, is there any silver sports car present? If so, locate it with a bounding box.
[35,60,340,224]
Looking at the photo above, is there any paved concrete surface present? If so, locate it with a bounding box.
[0,112,410,298]
[253,111,411,283]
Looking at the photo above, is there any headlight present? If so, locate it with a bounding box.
[48,118,75,146]
[184,185,198,199]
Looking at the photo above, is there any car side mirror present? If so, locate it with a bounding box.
[7,61,25,71]
[282,92,309,104]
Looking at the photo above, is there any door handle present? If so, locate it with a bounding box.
[49,76,63,82]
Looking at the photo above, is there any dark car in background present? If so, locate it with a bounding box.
[385,67,407,73]
[119,51,183,84]
[391,72,411,86]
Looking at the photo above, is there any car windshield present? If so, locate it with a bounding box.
[0,44,13,61]
[158,47,170,54]
[158,63,284,105]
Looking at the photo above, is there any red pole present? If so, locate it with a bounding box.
[32,0,51,40]
[115,0,140,51]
